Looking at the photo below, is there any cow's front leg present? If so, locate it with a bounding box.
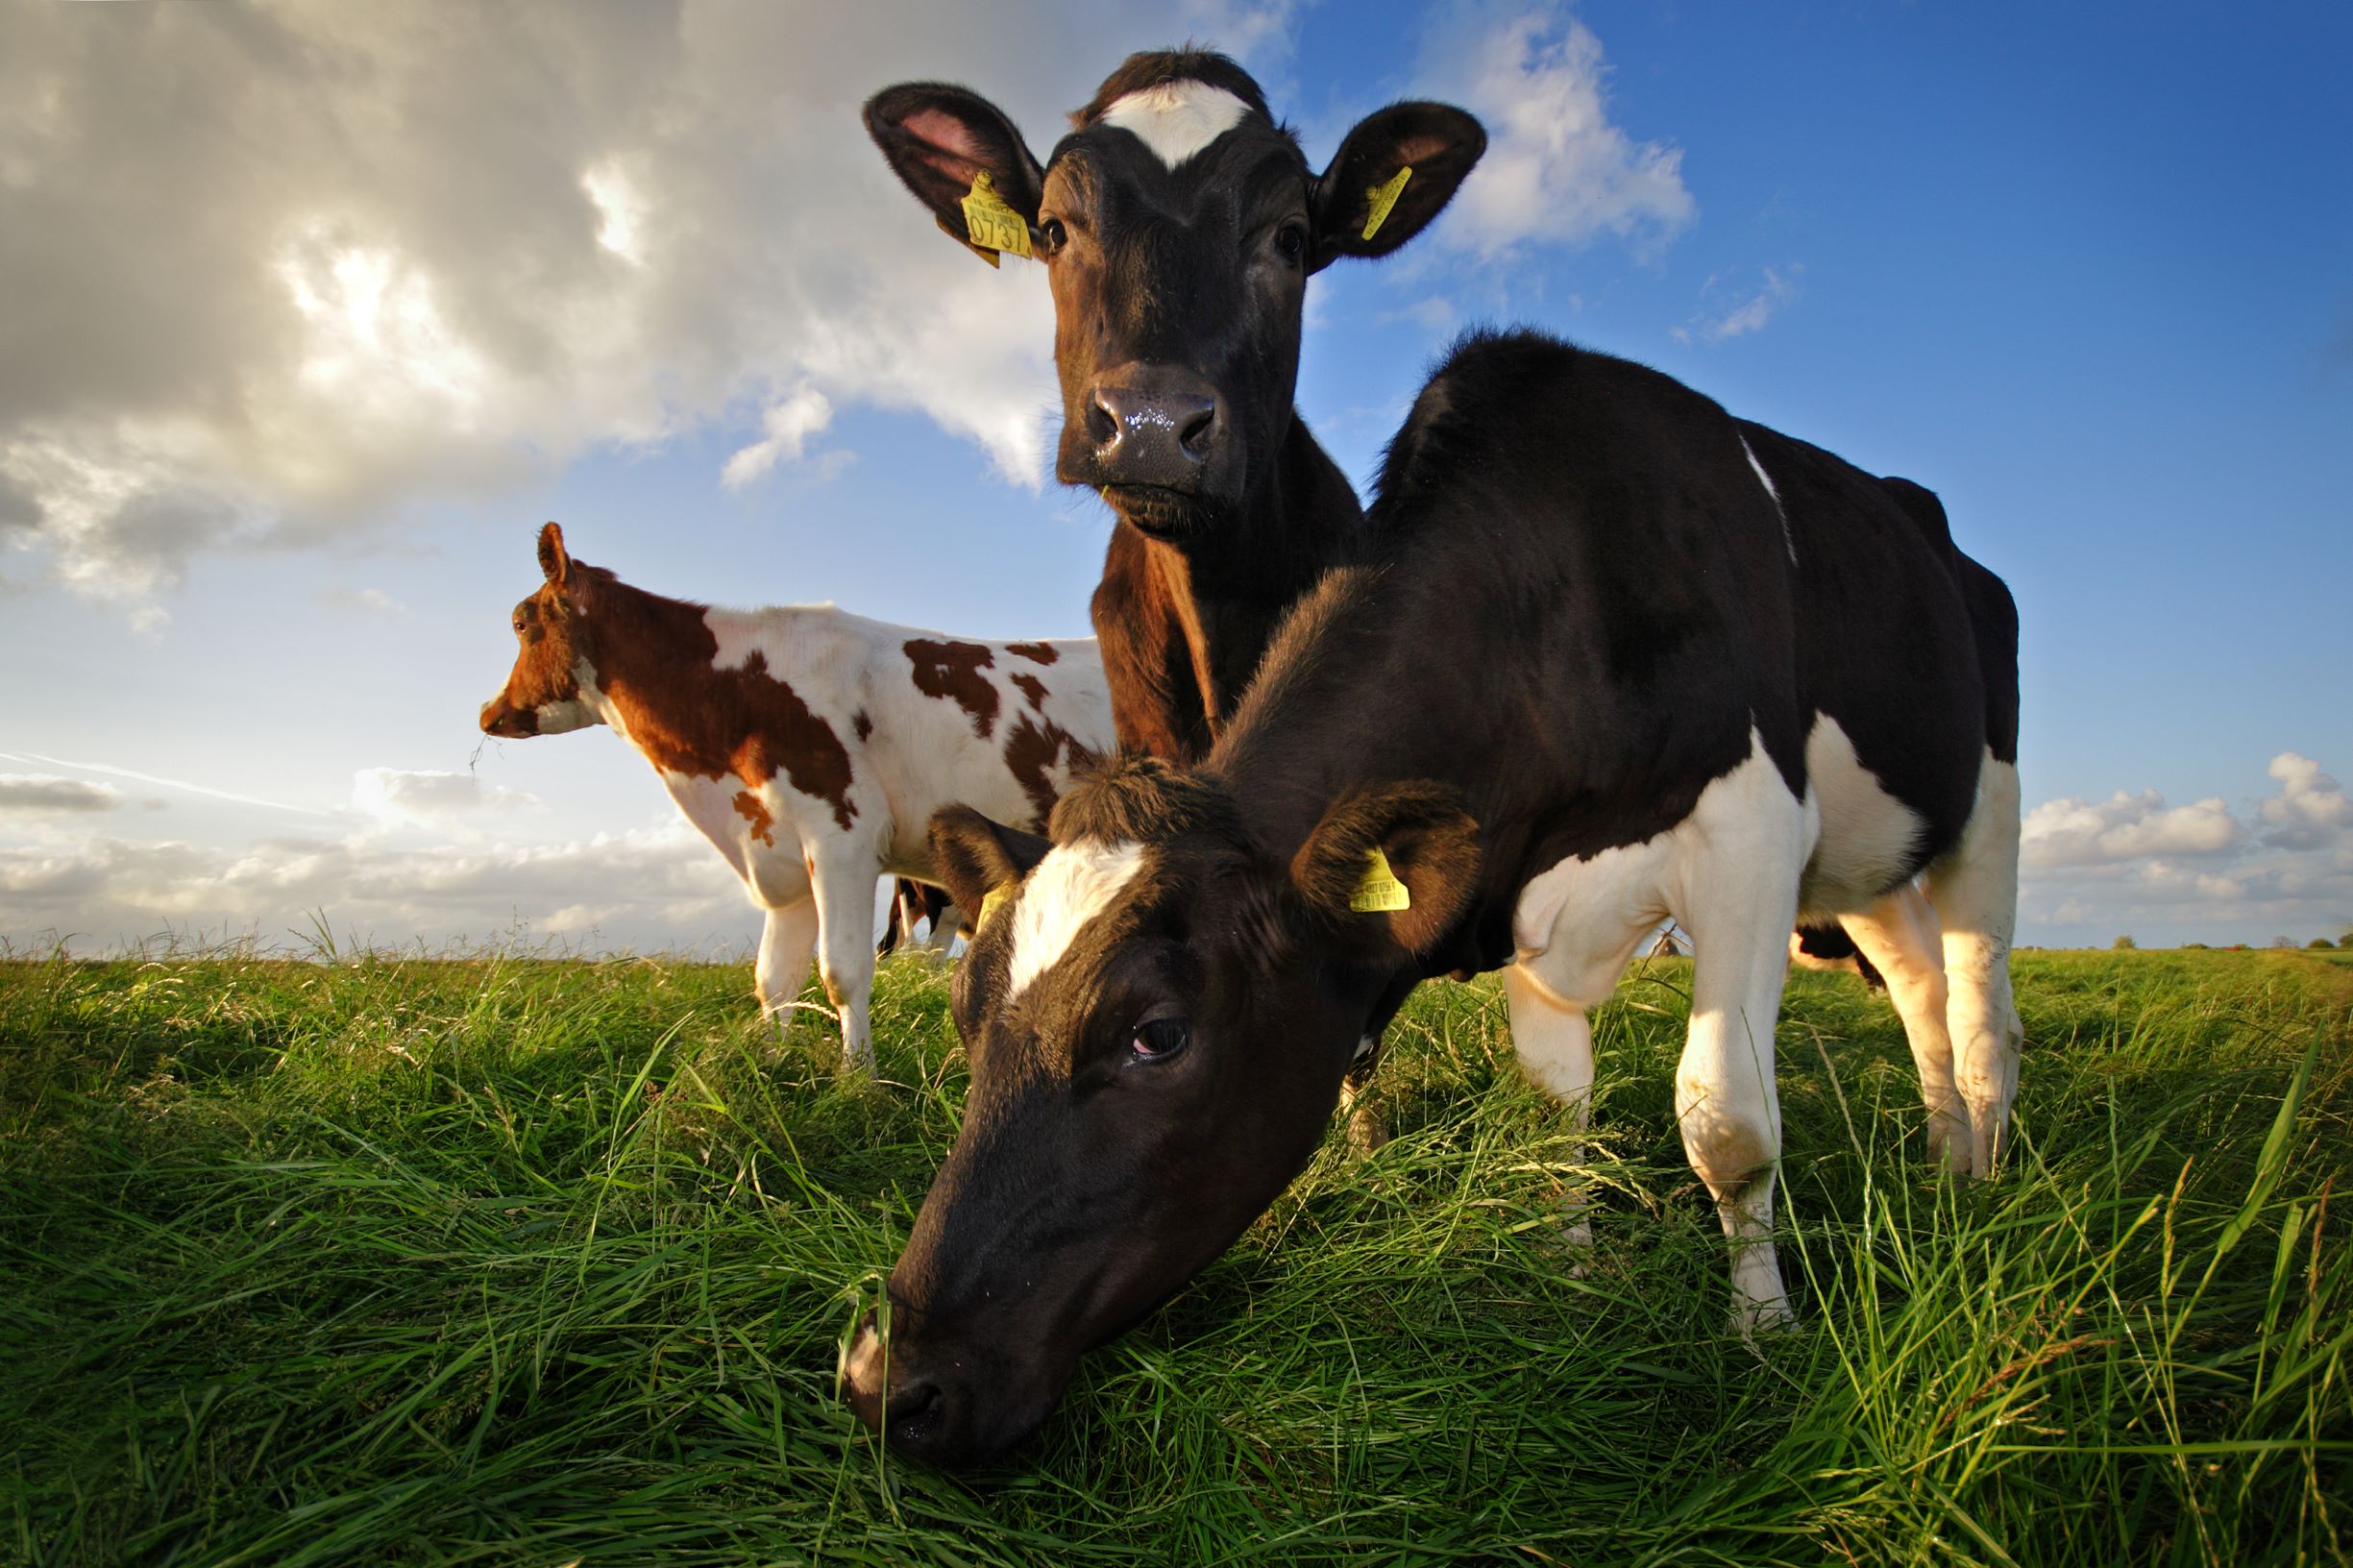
[809,854,880,1072]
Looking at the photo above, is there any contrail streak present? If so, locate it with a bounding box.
[0,749,334,818]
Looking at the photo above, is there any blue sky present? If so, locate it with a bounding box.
[2,0,2347,953]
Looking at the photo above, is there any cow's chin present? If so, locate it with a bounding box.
[1094,484,1234,547]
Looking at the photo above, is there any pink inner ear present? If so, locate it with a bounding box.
[1389,134,1455,168]
[902,108,986,162]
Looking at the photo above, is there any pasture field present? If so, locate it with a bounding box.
[3,944,2347,1567]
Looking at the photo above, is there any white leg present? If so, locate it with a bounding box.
[1837,883,1971,1170]
[1924,753,2023,1177]
[1672,789,1807,1335]
[810,857,880,1072]
[754,898,819,1035]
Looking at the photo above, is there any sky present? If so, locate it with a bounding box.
[2,0,2348,957]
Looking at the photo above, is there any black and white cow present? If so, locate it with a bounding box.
[841,330,2022,1465]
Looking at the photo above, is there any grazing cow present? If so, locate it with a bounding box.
[478,524,1111,1068]
[866,50,1485,760]
[841,331,2022,1465]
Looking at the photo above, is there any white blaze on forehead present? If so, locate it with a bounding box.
[1098,82,1252,170]
[1007,839,1149,999]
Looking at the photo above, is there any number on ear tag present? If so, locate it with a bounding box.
[960,171,1033,260]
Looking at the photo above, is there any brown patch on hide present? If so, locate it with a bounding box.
[853,709,874,743]
[1010,672,1049,711]
[733,790,776,846]
[905,638,1000,738]
[1005,641,1060,665]
[527,559,859,832]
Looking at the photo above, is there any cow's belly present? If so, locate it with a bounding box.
[1797,714,1927,919]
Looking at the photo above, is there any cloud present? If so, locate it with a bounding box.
[721,383,835,490]
[1671,266,1802,345]
[0,3,1311,620]
[0,817,755,955]
[316,585,405,615]
[2257,750,2352,849]
[2022,788,2243,869]
[0,774,124,814]
[2020,751,2353,944]
[353,768,540,827]
[0,748,331,818]
[1421,3,1696,266]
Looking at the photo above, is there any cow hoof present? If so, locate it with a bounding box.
[1346,1101,1390,1154]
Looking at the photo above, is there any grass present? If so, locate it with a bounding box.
[1,943,2347,1566]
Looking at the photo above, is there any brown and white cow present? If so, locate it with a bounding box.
[478,523,1111,1068]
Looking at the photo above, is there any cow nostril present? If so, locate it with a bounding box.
[884,1380,944,1442]
[1178,401,1216,459]
[1087,390,1122,452]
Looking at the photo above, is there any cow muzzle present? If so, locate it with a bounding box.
[478,695,537,738]
[839,1309,1066,1469]
[1072,368,1239,537]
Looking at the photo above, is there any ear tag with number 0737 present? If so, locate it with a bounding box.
[960,171,1033,261]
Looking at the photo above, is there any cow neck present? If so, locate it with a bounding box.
[1156,414,1367,730]
[573,574,723,734]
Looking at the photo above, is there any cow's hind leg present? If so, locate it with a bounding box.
[1835,884,1971,1170]
[809,857,880,1072]
[755,899,819,1041]
[1924,753,2023,1177]
[1671,768,1809,1335]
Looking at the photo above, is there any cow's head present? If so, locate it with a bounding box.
[478,522,602,739]
[838,755,1479,1465]
[866,51,1483,548]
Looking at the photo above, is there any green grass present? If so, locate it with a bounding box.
[2,944,2347,1566]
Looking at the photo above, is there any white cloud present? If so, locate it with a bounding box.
[0,774,124,814]
[353,768,540,827]
[0,4,1312,620]
[2020,751,2353,945]
[1423,3,1696,266]
[2258,750,2352,848]
[1672,266,1802,345]
[2022,788,2243,869]
[0,816,754,956]
[721,383,835,491]
[316,585,405,614]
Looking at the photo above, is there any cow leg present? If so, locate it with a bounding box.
[755,898,819,1041]
[1835,884,1970,1170]
[1671,781,1807,1335]
[809,855,880,1072]
[1924,753,2023,1177]
[1508,870,1661,1256]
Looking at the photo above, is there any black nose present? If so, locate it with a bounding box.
[883,1379,944,1446]
[1088,383,1221,487]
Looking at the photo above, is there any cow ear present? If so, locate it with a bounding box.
[865,82,1046,258]
[537,522,572,588]
[929,804,1051,929]
[1308,103,1485,273]
[1288,783,1480,957]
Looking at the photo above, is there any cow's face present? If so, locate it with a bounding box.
[838,759,1478,1466]
[867,52,1483,549]
[479,522,600,739]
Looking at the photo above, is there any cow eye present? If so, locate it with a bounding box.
[511,616,527,634]
[1129,1017,1190,1063]
[1273,223,1307,265]
[1038,216,1068,255]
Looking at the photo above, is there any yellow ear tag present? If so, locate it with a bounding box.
[1361,165,1413,241]
[977,882,1017,930]
[1350,846,1411,913]
[960,170,1034,262]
